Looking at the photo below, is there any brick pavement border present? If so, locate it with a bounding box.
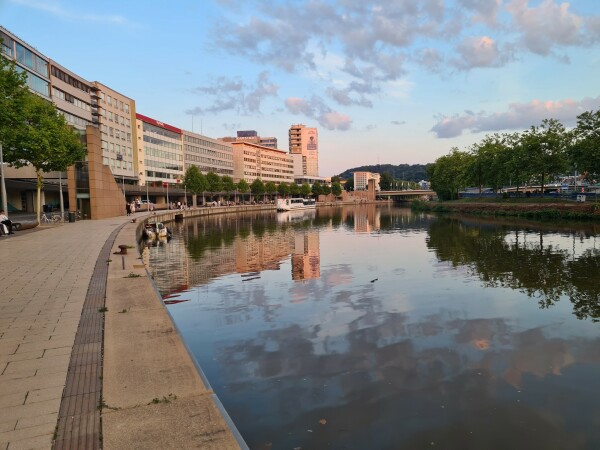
[52,225,124,450]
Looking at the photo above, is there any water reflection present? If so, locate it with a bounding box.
[146,206,600,449]
[427,216,600,321]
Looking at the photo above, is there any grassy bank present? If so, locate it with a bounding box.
[411,198,600,221]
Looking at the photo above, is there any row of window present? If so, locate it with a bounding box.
[16,42,48,78]
[104,110,130,127]
[51,66,90,93]
[52,87,91,112]
[99,92,130,113]
[15,66,49,96]
[142,122,180,140]
[145,171,179,180]
[61,110,89,129]
[102,157,133,171]
[143,135,181,151]
[144,159,183,172]
[102,140,133,156]
[144,146,183,161]
[184,144,233,160]
[184,135,231,152]
[185,154,234,167]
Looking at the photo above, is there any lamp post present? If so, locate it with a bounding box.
[0,143,7,216]
[58,171,64,222]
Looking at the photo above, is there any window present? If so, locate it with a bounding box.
[119,101,123,111]
[109,127,114,137]
[101,140,108,150]
[115,130,120,139]
[126,118,130,128]
[100,92,105,103]
[113,98,117,108]
[106,95,112,105]
[108,112,113,122]
[127,133,131,142]
[102,157,109,165]
[120,116,124,125]
[124,104,129,113]
[109,142,114,152]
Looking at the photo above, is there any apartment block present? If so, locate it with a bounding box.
[94,83,137,184]
[354,171,381,191]
[288,124,318,177]
[231,142,294,184]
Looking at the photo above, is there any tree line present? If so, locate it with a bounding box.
[1,47,85,221]
[182,165,344,206]
[428,112,600,200]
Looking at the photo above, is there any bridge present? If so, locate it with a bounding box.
[376,190,436,201]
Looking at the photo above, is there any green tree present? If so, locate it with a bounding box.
[278,182,289,197]
[429,148,471,200]
[344,178,354,192]
[331,181,342,197]
[301,182,311,197]
[206,172,222,201]
[237,179,249,203]
[183,166,208,207]
[289,182,300,196]
[265,181,277,201]
[331,175,341,183]
[7,93,85,222]
[311,181,323,197]
[222,175,235,202]
[250,178,265,202]
[0,53,30,214]
[519,119,569,195]
[380,172,393,191]
[465,134,509,195]
[321,184,331,196]
[570,110,600,181]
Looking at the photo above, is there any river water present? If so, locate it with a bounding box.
[145,205,600,450]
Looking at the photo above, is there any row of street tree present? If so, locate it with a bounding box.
[182,165,344,206]
[1,47,85,221]
[428,112,600,200]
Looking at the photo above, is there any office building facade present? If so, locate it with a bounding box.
[136,113,184,187]
[231,142,294,184]
[288,124,319,177]
[183,130,234,176]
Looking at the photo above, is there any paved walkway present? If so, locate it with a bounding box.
[0,213,242,449]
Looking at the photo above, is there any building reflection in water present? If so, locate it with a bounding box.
[145,206,600,449]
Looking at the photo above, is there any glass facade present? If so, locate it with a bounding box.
[15,42,47,77]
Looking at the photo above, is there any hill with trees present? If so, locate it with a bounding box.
[337,164,429,182]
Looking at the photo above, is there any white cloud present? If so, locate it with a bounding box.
[507,0,588,55]
[452,36,514,69]
[285,96,353,130]
[431,96,600,138]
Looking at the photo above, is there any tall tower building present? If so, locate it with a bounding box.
[288,124,318,177]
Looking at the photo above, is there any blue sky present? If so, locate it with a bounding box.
[1,0,599,176]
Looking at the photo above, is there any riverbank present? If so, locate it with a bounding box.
[412,198,600,220]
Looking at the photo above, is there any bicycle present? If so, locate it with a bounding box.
[40,213,53,224]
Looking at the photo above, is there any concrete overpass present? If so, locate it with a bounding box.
[376,190,436,202]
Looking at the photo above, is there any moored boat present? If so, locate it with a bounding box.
[144,222,171,240]
[276,198,316,211]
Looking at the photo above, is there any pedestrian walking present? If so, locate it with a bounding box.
[130,201,136,214]
[126,203,131,216]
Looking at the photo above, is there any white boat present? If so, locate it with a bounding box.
[144,222,171,240]
[276,198,316,211]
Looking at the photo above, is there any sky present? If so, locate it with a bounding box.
[1,0,599,176]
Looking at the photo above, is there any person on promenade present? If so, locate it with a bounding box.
[0,210,14,235]
[126,203,131,216]
[130,201,136,214]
